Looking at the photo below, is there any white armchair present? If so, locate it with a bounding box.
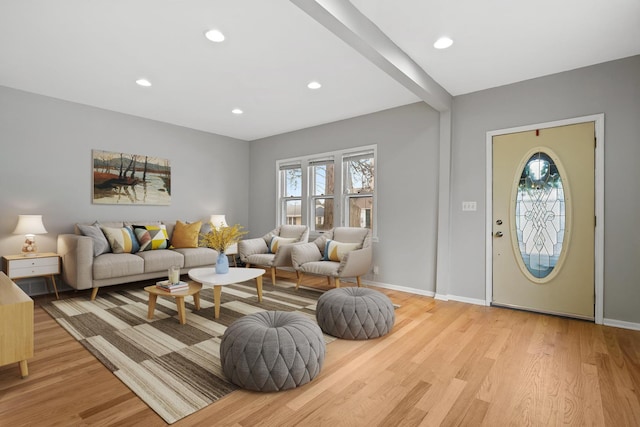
[238,225,309,285]
[292,227,372,289]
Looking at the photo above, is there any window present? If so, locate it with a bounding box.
[276,145,376,236]
[279,163,302,225]
[515,151,565,279]
[343,152,374,230]
[309,159,334,231]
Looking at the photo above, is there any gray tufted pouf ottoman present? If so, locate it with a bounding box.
[316,287,395,340]
[219,311,325,392]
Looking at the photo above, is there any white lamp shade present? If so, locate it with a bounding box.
[13,215,48,235]
[209,214,228,229]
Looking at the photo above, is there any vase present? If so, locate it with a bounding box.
[216,252,229,274]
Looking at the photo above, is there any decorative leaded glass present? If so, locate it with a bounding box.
[515,152,565,279]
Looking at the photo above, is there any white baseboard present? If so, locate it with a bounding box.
[434,292,487,306]
[603,318,640,331]
[344,279,640,332]
[447,294,488,306]
[363,279,435,297]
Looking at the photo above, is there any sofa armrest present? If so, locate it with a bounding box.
[57,234,94,290]
[338,246,372,278]
[291,243,323,269]
[238,237,269,262]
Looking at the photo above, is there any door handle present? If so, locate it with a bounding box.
[494,231,503,237]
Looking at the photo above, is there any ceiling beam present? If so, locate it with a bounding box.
[291,0,452,112]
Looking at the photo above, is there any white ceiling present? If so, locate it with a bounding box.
[1,0,638,141]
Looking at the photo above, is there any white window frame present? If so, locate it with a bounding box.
[343,151,375,230]
[278,162,302,226]
[275,145,377,239]
[308,158,335,232]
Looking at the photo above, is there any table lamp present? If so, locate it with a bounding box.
[13,214,48,257]
[209,214,228,230]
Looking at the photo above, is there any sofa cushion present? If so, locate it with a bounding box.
[299,260,340,276]
[136,250,184,273]
[77,222,111,256]
[133,224,170,251]
[101,226,140,254]
[172,247,217,268]
[93,253,145,280]
[324,240,361,262]
[269,236,296,253]
[171,220,201,248]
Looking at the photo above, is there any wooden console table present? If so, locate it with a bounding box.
[0,272,34,378]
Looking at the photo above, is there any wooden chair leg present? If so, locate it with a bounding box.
[296,273,303,290]
[271,267,277,285]
[335,278,341,288]
[246,263,251,268]
[356,276,362,287]
[90,287,99,300]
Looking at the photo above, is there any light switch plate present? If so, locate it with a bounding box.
[462,201,477,211]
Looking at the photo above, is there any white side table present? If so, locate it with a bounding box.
[1,252,61,299]
[188,267,265,318]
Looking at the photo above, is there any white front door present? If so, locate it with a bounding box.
[492,122,595,319]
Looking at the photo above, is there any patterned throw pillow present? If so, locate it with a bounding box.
[323,240,361,262]
[133,224,170,251]
[171,220,201,248]
[269,236,297,253]
[100,226,140,254]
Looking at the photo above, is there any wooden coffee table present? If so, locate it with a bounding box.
[144,282,202,325]
[188,267,266,319]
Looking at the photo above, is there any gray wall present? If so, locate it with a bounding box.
[450,55,640,323]
[0,86,250,284]
[249,102,441,293]
[3,55,638,324]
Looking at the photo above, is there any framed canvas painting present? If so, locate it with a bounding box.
[92,149,171,205]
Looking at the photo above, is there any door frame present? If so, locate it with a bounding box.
[485,114,605,324]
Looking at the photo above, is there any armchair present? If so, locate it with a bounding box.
[292,227,372,289]
[238,225,309,285]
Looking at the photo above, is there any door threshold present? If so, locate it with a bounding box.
[491,302,594,322]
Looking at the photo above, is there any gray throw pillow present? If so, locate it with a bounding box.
[77,222,111,257]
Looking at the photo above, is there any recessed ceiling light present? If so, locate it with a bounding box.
[135,78,152,87]
[307,81,322,90]
[205,29,225,43]
[433,36,453,49]
[232,108,243,115]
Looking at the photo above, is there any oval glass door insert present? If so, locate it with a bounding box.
[515,152,566,279]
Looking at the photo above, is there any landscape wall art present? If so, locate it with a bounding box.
[92,149,171,205]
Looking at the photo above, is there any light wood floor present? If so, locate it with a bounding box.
[1,271,639,426]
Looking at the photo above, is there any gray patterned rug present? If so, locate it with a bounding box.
[41,279,332,424]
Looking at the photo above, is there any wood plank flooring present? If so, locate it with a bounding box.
[1,271,639,426]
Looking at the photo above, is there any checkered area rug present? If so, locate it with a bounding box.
[42,280,333,424]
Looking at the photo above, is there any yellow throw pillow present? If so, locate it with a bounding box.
[269,236,297,253]
[324,240,361,262]
[171,220,202,248]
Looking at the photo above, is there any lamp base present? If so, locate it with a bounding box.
[22,235,38,256]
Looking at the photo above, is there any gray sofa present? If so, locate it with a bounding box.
[57,221,218,300]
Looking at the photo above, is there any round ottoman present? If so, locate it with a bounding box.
[219,311,325,392]
[316,287,395,340]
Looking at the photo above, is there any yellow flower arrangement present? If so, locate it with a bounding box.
[200,222,248,253]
